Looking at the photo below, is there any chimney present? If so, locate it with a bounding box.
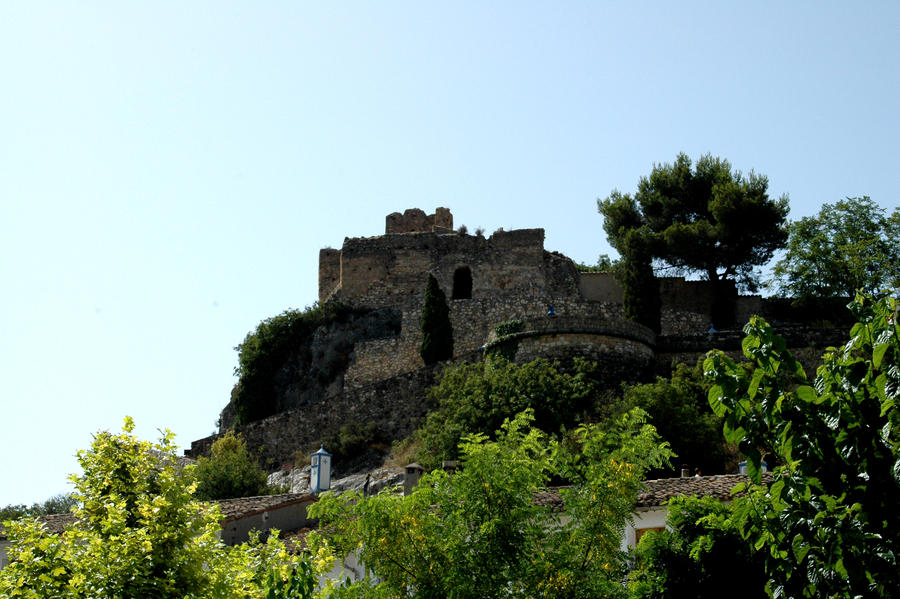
[404,463,425,496]
[310,446,332,494]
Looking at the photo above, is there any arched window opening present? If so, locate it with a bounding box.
[452,266,473,300]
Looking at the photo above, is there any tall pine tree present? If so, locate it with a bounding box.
[420,273,454,365]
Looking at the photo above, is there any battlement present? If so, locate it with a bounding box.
[385,207,454,234]
[318,209,574,305]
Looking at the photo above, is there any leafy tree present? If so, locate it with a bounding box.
[627,495,767,599]
[194,430,274,500]
[416,355,600,468]
[705,295,900,597]
[0,493,77,522]
[598,153,789,295]
[608,361,731,477]
[419,274,453,365]
[309,409,672,599]
[0,418,317,598]
[771,196,900,300]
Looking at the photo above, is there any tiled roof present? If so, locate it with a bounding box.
[1,494,318,541]
[531,473,773,512]
[216,493,317,522]
[636,473,773,507]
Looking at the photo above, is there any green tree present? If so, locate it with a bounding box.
[627,496,767,599]
[309,409,672,599]
[420,274,453,365]
[0,494,77,522]
[705,295,900,597]
[617,230,662,333]
[598,153,789,295]
[194,430,274,500]
[771,196,900,300]
[0,418,317,598]
[608,361,731,477]
[416,355,600,468]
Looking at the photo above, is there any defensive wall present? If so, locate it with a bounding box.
[192,207,847,468]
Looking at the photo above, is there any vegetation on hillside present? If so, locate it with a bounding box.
[414,356,602,468]
[604,361,733,478]
[232,302,399,426]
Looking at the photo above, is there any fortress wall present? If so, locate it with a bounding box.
[318,249,342,303]
[191,358,483,471]
[344,297,639,389]
[332,229,554,308]
[655,326,845,378]
[660,308,709,335]
[578,272,623,303]
[514,333,655,383]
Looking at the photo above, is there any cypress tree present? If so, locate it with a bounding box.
[420,274,454,364]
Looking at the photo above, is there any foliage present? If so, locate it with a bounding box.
[705,295,900,597]
[194,430,274,500]
[309,409,672,599]
[598,153,789,293]
[494,319,524,338]
[420,274,454,365]
[416,355,601,468]
[232,302,382,426]
[627,495,767,599]
[0,418,318,598]
[0,493,78,522]
[771,196,900,300]
[574,255,615,273]
[607,361,731,477]
[617,229,661,333]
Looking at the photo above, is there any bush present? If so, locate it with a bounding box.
[194,431,273,500]
[416,356,601,468]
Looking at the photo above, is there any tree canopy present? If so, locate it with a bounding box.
[0,418,318,598]
[607,361,732,477]
[771,196,900,300]
[194,430,275,500]
[705,295,900,597]
[598,153,789,292]
[309,409,672,599]
[415,356,601,468]
[627,495,767,599]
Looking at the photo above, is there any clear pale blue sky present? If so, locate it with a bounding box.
[1,2,898,506]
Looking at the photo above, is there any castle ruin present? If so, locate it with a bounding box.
[190,208,844,470]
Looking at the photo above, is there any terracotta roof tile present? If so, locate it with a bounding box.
[636,473,773,507]
[215,493,317,522]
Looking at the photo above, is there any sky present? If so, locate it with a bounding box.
[1,2,898,506]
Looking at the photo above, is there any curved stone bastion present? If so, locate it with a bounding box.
[483,314,656,383]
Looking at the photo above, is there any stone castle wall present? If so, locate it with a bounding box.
[385,207,453,235]
[345,296,647,389]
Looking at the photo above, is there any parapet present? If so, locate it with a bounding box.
[385,207,453,234]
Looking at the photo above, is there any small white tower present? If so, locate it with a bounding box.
[310,446,332,494]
